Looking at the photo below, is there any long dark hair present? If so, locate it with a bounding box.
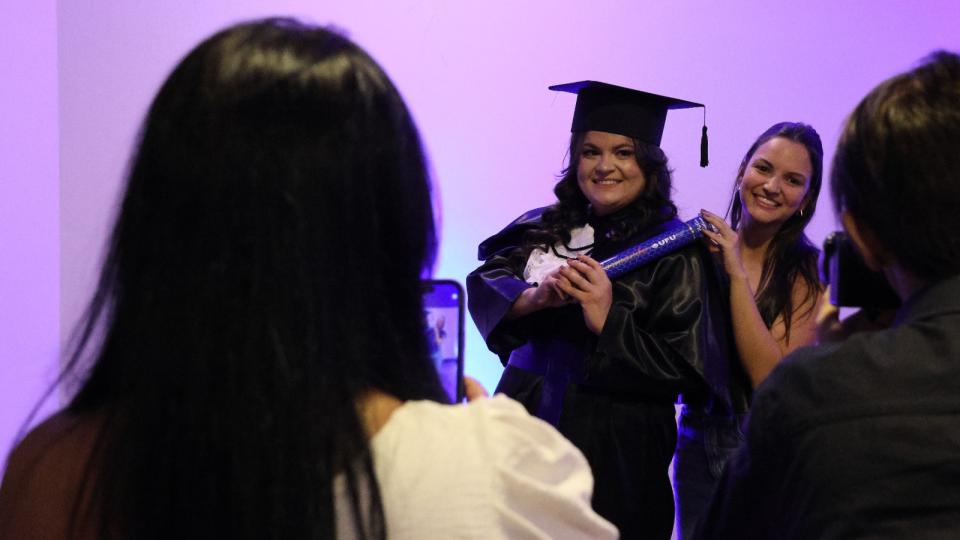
[728,122,824,341]
[57,18,444,539]
[518,131,677,261]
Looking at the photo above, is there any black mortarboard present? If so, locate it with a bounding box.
[549,80,709,167]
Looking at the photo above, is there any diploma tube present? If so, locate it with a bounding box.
[600,216,716,279]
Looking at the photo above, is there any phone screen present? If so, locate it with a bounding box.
[422,279,465,402]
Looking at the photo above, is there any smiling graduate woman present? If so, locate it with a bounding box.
[467,82,746,540]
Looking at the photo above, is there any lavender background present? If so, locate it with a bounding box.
[3,0,959,483]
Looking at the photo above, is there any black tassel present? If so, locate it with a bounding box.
[700,125,709,167]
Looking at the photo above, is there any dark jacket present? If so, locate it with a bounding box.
[697,274,960,539]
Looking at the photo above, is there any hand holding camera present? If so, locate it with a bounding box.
[817,232,899,342]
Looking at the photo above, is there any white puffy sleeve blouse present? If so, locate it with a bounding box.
[352,394,618,539]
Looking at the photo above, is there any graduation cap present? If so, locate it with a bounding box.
[549,80,709,167]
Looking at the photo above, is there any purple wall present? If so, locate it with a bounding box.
[0,0,59,471]
[4,1,960,470]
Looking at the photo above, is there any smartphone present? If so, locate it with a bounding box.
[422,279,465,403]
[821,231,900,309]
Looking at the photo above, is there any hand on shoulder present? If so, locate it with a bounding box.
[700,209,748,281]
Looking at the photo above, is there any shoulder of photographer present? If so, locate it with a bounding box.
[371,394,618,539]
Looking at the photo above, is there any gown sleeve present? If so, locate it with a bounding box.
[585,242,738,402]
[466,208,548,363]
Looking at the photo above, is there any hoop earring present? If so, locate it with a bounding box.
[798,207,805,217]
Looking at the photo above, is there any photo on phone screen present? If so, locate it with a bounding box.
[422,279,465,402]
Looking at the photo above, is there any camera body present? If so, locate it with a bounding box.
[821,232,900,309]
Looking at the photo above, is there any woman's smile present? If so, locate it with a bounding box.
[577,131,647,216]
[739,136,812,228]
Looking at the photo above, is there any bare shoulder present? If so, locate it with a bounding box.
[0,410,104,539]
[771,274,825,350]
[789,272,824,321]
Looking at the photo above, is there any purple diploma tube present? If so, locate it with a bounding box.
[600,215,716,279]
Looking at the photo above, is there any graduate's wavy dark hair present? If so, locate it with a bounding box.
[57,17,445,539]
[832,50,960,282]
[728,122,824,341]
[518,132,676,261]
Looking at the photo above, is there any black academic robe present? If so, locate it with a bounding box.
[466,206,747,540]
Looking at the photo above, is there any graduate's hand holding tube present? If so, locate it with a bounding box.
[557,255,613,335]
[506,270,570,320]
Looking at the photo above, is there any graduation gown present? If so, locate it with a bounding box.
[466,206,748,540]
